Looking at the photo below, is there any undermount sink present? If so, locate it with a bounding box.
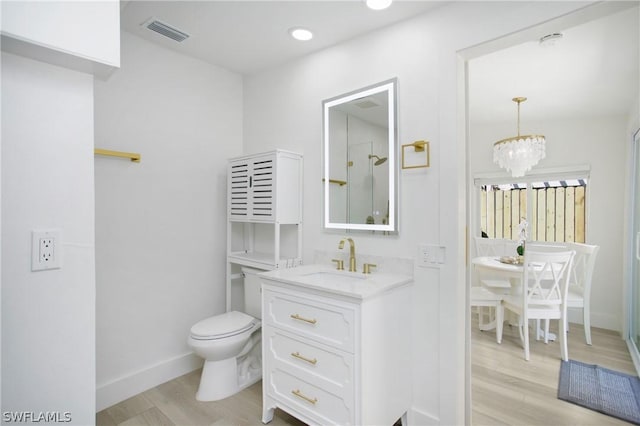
[258,264,412,299]
[301,270,368,284]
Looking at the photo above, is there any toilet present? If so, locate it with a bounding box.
[188,266,263,401]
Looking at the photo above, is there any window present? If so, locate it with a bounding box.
[475,168,589,243]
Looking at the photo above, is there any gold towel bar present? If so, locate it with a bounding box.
[94,148,141,163]
[322,178,347,186]
[401,140,430,169]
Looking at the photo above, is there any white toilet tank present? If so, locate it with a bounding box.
[241,267,264,319]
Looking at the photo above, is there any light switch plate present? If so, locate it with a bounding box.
[418,243,446,268]
[31,229,62,271]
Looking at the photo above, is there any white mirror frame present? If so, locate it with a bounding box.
[322,78,398,233]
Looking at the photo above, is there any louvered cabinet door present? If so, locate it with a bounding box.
[228,150,302,225]
[228,153,276,222]
[250,156,275,220]
[229,160,250,220]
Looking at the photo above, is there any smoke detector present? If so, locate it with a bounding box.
[539,32,563,47]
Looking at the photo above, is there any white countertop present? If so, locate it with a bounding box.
[258,264,413,299]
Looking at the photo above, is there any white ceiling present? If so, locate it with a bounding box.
[120,1,639,124]
[469,4,639,125]
[120,1,443,75]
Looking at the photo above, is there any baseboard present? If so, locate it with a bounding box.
[96,352,202,412]
[409,407,439,425]
[592,312,621,332]
[567,310,620,333]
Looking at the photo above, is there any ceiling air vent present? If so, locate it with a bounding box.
[354,98,380,109]
[144,18,190,43]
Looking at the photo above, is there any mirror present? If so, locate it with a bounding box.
[323,79,398,232]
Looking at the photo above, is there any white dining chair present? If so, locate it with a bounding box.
[474,236,514,291]
[565,242,600,345]
[498,248,575,361]
[524,243,569,340]
[470,286,504,343]
[475,236,519,257]
[472,237,512,334]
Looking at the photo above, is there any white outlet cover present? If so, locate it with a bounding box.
[31,229,62,271]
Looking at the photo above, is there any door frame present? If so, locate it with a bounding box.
[625,127,640,375]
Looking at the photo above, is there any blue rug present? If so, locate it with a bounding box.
[558,359,640,424]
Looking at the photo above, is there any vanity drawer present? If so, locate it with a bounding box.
[262,287,355,352]
[267,367,354,426]
[264,326,354,391]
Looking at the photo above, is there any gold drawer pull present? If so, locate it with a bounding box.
[290,313,317,324]
[291,351,317,365]
[292,389,317,405]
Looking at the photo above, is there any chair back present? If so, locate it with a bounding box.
[474,237,519,257]
[525,242,568,253]
[566,242,600,295]
[522,249,575,309]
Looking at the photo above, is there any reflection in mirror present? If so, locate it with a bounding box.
[323,79,397,232]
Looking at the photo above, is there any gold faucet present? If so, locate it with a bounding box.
[338,238,357,272]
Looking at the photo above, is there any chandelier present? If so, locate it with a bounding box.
[493,97,546,177]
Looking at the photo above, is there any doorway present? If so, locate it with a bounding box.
[464,2,639,423]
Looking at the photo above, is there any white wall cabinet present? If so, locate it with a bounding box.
[226,150,303,310]
[260,273,412,426]
[228,150,302,223]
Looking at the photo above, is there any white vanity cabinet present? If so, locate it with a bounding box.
[259,267,412,426]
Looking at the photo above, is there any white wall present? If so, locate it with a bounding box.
[1,52,96,424]
[243,2,590,423]
[470,116,628,331]
[1,0,119,78]
[93,31,243,410]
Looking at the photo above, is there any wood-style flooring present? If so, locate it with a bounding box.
[98,319,637,426]
[471,316,637,425]
[96,373,305,426]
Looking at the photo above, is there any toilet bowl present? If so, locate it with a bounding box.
[188,266,264,401]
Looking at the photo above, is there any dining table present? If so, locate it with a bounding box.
[472,255,524,285]
[471,255,556,341]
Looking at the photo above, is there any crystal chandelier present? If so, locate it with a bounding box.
[493,97,546,177]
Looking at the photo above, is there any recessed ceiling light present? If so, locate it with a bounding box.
[365,0,393,10]
[289,27,313,41]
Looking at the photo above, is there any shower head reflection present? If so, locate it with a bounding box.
[368,154,388,166]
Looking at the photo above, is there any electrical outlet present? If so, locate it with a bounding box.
[40,237,54,263]
[32,229,61,271]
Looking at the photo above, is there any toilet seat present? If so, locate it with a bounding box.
[190,311,258,340]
